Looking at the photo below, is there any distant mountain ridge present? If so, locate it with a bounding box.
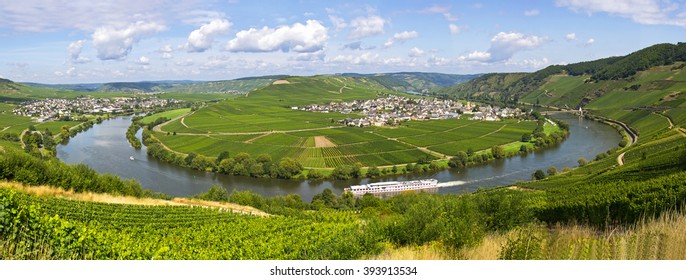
[17,73,479,95]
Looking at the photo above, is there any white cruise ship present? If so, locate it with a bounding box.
[344,179,438,196]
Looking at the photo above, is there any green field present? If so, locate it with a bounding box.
[0,113,34,134]
[140,108,191,124]
[153,76,540,168]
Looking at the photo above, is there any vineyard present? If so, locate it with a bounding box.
[150,76,541,169]
[0,187,381,260]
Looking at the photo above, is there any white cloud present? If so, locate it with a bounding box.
[565,33,577,40]
[487,31,546,61]
[328,15,347,31]
[159,44,174,59]
[505,57,551,68]
[341,41,376,50]
[184,19,232,52]
[67,40,91,64]
[137,56,150,65]
[383,31,418,48]
[92,21,166,60]
[449,24,461,35]
[66,66,77,76]
[524,9,540,16]
[328,52,379,65]
[421,4,460,21]
[67,40,84,60]
[467,51,492,61]
[292,50,326,62]
[427,55,452,66]
[226,20,328,53]
[556,0,686,28]
[408,47,425,57]
[160,45,173,53]
[585,38,596,45]
[348,15,385,39]
[180,10,228,26]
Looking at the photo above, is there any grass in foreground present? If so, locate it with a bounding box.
[373,209,686,260]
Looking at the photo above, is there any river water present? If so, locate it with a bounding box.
[56,113,621,201]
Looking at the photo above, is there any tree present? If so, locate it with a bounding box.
[578,157,588,167]
[351,162,363,178]
[449,151,468,168]
[466,147,475,156]
[366,165,380,178]
[532,169,546,180]
[547,166,557,176]
[391,165,398,174]
[307,169,325,180]
[194,185,229,202]
[216,151,231,164]
[520,144,529,153]
[276,157,303,179]
[405,163,415,173]
[234,152,251,165]
[232,163,248,176]
[356,193,381,209]
[256,153,272,164]
[331,165,354,180]
[312,188,337,208]
[249,163,264,177]
[184,152,197,166]
[219,158,235,174]
[521,133,532,142]
[339,191,355,209]
[491,145,505,159]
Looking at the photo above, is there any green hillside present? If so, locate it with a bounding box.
[341,72,480,93]
[436,42,686,108]
[96,77,280,94]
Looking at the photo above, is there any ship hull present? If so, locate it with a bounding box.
[344,179,438,196]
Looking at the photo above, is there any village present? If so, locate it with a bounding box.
[296,95,524,127]
[13,97,179,122]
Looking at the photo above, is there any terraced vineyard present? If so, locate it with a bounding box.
[154,76,541,168]
[1,187,379,259]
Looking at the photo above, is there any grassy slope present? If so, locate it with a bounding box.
[140,108,191,124]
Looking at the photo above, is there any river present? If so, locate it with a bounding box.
[56,113,621,201]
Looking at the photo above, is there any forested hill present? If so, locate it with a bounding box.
[433,42,686,105]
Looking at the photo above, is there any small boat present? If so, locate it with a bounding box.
[130,156,134,161]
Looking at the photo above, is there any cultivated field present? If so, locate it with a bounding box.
[155,76,539,168]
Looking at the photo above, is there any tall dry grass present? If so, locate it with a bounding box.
[372,210,686,260]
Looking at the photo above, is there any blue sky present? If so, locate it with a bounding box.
[0,0,685,83]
